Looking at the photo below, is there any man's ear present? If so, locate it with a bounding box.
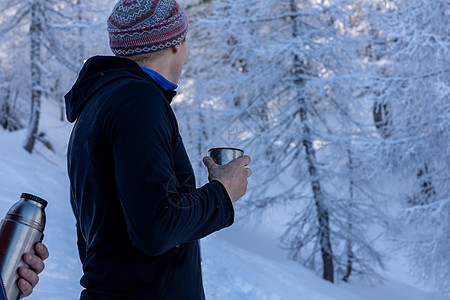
[171,45,179,53]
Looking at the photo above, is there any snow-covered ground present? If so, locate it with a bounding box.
[0,108,448,300]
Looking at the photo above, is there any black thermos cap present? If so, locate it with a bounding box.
[21,193,48,208]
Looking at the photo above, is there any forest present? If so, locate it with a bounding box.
[0,0,448,295]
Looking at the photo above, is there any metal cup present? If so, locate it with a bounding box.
[208,147,244,165]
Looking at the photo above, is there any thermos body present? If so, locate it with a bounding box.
[0,193,47,300]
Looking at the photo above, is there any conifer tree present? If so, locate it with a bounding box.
[182,0,387,283]
[369,0,450,293]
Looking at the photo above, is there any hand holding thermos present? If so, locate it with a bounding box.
[17,242,48,298]
[0,193,49,300]
[204,148,252,203]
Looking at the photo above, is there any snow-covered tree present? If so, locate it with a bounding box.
[367,0,450,293]
[0,0,112,153]
[180,0,387,283]
[23,0,44,153]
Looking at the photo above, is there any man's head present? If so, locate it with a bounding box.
[107,0,188,56]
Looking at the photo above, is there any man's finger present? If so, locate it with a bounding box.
[17,278,33,298]
[18,267,39,288]
[35,243,49,261]
[22,253,45,274]
[202,156,217,169]
[237,155,251,166]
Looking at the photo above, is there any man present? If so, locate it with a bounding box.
[64,0,251,299]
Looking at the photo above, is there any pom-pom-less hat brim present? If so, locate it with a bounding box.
[107,0,188,56]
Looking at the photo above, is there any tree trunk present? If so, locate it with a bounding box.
[24,0,42,153]
[0,87,11,130]
[300,100,334,283]
[343,149,354,282]
[290,0,334,283]
[76,0,85,61]
[415,163,436,205]
[373,101,391,138]
[197,109,207,176]
[54,78,65,121]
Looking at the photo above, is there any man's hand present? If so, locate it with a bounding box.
[203,155,252,203]
[17,242,49,298]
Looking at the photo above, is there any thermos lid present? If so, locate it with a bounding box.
[21,193,48,208]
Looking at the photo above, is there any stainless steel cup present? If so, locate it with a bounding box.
[0,193,47,300]
[208,147,244,165]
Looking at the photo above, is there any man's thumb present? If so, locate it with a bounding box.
[203,156,216,169]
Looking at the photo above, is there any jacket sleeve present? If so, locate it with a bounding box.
[106,82,234,256]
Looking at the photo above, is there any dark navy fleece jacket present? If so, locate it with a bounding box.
[65,56,234,300]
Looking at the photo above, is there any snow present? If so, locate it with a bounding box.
[0,103,448,300]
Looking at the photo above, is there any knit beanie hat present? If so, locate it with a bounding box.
[107,0,188,56]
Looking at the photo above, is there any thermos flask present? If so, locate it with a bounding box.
[0,193,47,300]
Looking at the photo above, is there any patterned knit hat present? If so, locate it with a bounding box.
[107,0,188,56]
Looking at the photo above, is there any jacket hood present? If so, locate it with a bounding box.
[65,56,175,123]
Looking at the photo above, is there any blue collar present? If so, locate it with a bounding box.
[140,66,178,91]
